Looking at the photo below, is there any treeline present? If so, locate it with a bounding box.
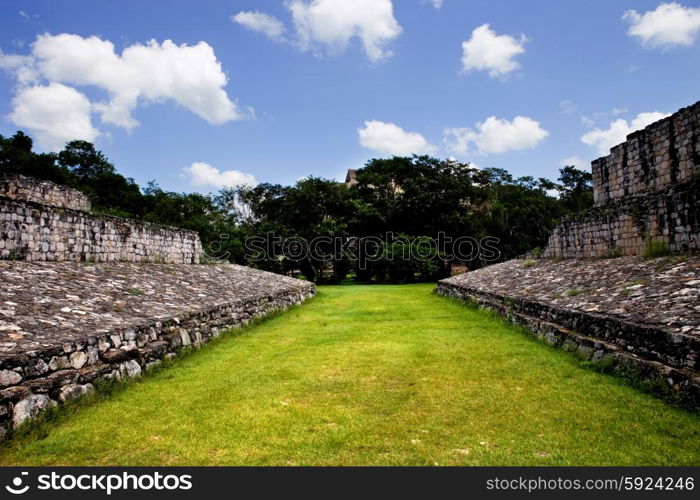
[0,131,593,283]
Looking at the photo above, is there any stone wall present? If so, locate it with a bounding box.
[0,262,316,435]
[544,101,700,259]
[592,101,700,206]
[0,174,92,212]
[544,180,699,258]
[0,197,202,264]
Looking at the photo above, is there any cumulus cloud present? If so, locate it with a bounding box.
[233,0,402,62]
[358,120,437,156]
[559,156,588,170]
[183,162,257,189]
[0,33,242,150]
[623,2,700,48]
[581,111,670,155]
[31,34,241,128]
[8,83,99,151]
[232,11,287,42]
[0,50,38,85]
[461,24,527,78]
[444,116,548,156]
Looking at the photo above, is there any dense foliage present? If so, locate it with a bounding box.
[0,131,593,283]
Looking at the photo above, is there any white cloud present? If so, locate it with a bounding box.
[183,162,257,189]
[444,115,548,155]
[358,120,437,156]
[232,11,287,42]
[623,2,700,48]
[289,0,402,61]
[461,24,527,78]
[581,111,670,155]
[8,83,99,151]
[1,33,242,145]
[235,0,402,62]
[559,99,576,114]
[0,50,38,85]
[559,156,588,170]
[30,34,241,129]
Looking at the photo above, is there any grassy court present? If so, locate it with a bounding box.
[1,284,698,466]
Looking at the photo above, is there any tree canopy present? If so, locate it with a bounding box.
[0,130,593,284]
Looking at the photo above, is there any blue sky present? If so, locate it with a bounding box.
[1,0,699,193]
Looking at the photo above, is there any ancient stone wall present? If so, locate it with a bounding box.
[544,180,699,258]
[0,182,202,264]
[592,101,700,206]
[0,199,202,263]
[0,174,92,212]
[544,101,700,259]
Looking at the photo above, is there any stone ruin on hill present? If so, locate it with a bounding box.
[439,101,700,406]
[0,175,315,436]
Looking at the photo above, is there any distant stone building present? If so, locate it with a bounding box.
[345,169,358,187]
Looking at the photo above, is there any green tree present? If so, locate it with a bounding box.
[57,140,143,215]
[0,131,68,184]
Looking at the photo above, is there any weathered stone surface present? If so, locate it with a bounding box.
[58,383,94,402]
[100,349,131,364]
[47,369,80,387]
[48,355,70,371]
[0,174,91,212]
[0,386,29,403]
[544,182,699,258]
[12,394,56,427]
[69,351,88,369]
[119,360,141,379]
[24,358,48,377]
[0,369,21,387]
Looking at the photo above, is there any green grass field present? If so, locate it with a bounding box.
[1,284,698,466]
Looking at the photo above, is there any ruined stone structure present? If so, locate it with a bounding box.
[0,174,316,436]
[439,101,700,405]
[545,101,700,258]
[0,174,202,264]
[0,174,92,212]
[0,262,315,435]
